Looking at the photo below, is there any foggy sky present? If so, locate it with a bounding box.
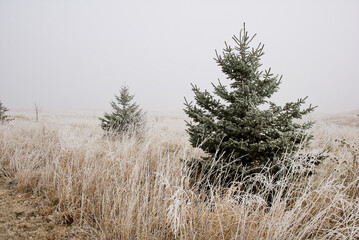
[1,0,358,113]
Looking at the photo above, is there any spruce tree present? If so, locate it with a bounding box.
[100,86,144,136]
[0,101,13,124]
[184,24,315,185]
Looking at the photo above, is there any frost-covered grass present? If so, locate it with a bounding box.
[0,110,358,239]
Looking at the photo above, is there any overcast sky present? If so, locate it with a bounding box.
[0,0,358,113]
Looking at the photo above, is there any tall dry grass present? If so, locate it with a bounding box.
[0,111,358,239]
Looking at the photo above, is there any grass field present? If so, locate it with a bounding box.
[0,110,358,239]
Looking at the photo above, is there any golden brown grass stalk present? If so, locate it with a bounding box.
[0,111,358,239]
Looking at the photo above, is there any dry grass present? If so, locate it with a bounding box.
[0,110,358,239]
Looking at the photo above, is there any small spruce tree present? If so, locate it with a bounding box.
[184,24,315,185]
[0,101,13,124]
[100,86,144,136]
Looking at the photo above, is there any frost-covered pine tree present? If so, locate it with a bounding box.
[184,24,315,185]
[100,86,144,136]
[0,101,13,124]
